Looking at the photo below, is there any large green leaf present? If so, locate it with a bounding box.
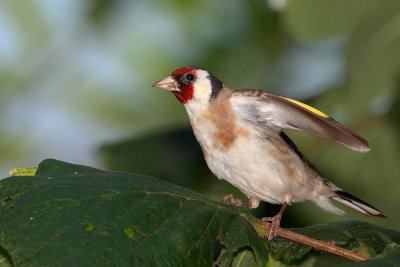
[0,159,268,266]
[1,159,400,266]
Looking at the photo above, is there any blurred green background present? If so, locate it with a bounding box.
[1,0,399,230]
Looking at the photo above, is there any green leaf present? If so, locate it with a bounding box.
[268,221,400,264]
[231,249,256,267]
[341,243,400,266]
[1,159,400,266]
[0,159,268,266]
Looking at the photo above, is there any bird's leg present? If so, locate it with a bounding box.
[222,194,260,209]
[260,194,292,243]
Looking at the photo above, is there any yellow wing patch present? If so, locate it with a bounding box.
[283,97,329,118]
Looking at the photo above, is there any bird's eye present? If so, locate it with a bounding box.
[186,73,194,80]
[179,72,196,86]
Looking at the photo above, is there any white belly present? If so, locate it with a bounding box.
[209,139,289,203]
[192,123,308,204]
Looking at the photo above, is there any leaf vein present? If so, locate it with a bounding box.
[182,208,218,259]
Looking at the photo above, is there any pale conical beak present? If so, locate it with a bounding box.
[152,76,179,92]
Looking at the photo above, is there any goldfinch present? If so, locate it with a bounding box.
[152,66,386,241]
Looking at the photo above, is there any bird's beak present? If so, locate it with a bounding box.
[152,76,180,93]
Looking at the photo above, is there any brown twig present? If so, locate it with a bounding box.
[244,215,369,262]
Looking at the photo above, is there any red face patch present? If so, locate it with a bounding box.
[172,67,198,104]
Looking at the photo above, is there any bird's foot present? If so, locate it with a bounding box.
[259,197,290,243]
[260,214,282,243]
[326,240,336,245]
[222,194,251,208]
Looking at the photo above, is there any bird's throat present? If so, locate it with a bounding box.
[174,84,194,104]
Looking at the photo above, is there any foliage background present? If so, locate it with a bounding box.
[0,0,399,233]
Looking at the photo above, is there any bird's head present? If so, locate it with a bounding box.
[152,66,223,104]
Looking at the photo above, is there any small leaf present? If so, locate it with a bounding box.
[231,249,256,267]
[8,167,37,176]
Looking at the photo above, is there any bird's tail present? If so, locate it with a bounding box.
[332,190,387,218]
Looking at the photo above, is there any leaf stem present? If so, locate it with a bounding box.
[276,225,368,261]
[245,215,369,262]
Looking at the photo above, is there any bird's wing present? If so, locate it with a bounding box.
[230,89,370,153]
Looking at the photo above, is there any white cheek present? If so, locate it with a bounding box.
[194,82,211,101]
[185,70,212,114]
[192,70,212,102]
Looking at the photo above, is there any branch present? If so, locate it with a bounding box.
[244,215,369,262]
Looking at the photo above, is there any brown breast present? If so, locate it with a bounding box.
[200,88,250,151]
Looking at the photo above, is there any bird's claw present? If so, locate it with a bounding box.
[325,240,336,245]
[260,215,282,243]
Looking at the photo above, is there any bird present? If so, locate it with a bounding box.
[152,66,387,241]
